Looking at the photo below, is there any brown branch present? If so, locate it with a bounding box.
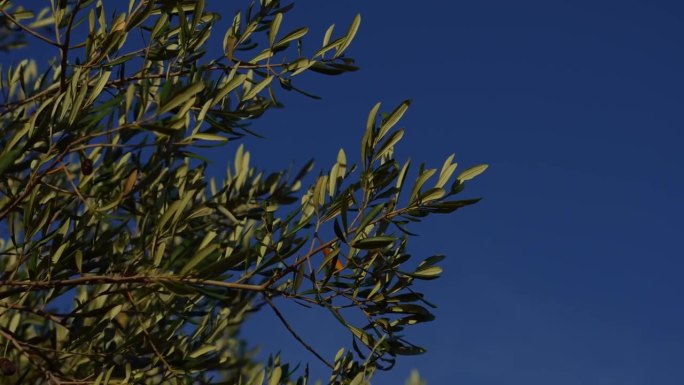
[0,8,58,47]
[0,115,153,219]
[0,274,265,299]
[13,343,106,358]
[60,1,83,91]
[58,160,97,213]
[0,149,70,221]
[0,57,339,113]
[0,300,66,326]
[263,294,334,369]
[0,82,59,114]
[259,238,337,289]
[68,41,86,50]
[122,289,177,375]
[0,326,57,383]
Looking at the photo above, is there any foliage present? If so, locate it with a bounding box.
[405,371,426,385]
[0,0,486,384]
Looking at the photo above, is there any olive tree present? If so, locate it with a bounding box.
[0,1,486,384]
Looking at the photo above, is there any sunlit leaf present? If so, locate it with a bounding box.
[457,164,489,181]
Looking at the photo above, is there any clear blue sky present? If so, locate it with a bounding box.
[240,1,684,384]
[5,1,684,384]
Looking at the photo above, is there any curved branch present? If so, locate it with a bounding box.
[0,8,58,47]
[264,294,334,369]
[0,300,66,326]
[0,274,265,300]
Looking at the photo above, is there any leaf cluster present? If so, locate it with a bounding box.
[0,1,486,384]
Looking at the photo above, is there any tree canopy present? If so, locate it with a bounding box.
[0,1,486,384]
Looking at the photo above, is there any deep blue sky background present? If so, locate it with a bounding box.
[240,1,684,384]
[4,1,684,384]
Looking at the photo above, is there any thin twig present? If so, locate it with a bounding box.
[0,274,265,300]
[0,57,338,113]
[263,294,334,369]
[0,300,66,326]
[0,8,58,47]
[123,289,177,375]
[0,150,69,221]
[0,326,56,383]
[260,238,336,289]
[60,1,83,91]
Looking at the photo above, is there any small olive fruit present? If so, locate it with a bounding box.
[0,357,16,376]
[81,158,93,176]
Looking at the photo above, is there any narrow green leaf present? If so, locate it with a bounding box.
[52,243,68,265]
[424,198,481,214]
[158,199,184,230]
[408,265,443,280]
[213,73,246,104]
[159,81,205,115]
[341,190,349,230]
[199,231,217,250]
[189,344,215,359]
[192,0,205,30]
[377,100,410,142]
[393,342,426,356]
[349,372,369,385]
[329,164,340,197]
[457,164,489,181]
[374,128,404,161]
[180,244,219,275]
[312,175,328,207]
[337,148,347,169]
[417,187,445,203]
[349,325,374,347]
[420,255,446,267]
[268,366,282,385]
[355,203,385,238]
[125,82,135,112]
[409,168,437,203]
[293,263,305,293]
[366,280,383,301]
[248,369,265,385]
[394,159,411,200]
[366,102,381,136]
[127,0,155,31]
[436,162,457,188]
[313,37,344,58]
[242,75,273,101]
[322,24,335,47]
[334,219,347,244]
[0,147,21,177]
[153,241,166,267]
[388,304,432,316]
[189,133,228,142]
[275,27,308,48]
[362,102,379,164]
[86,70,111,106]
[352,236,396,250]
[92,371,104,385]
[269,13,283,46]
[74,250,83,273]
[335,13,361,58]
